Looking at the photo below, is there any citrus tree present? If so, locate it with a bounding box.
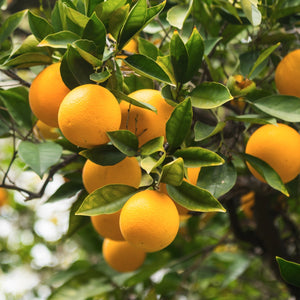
[1,0,300,299]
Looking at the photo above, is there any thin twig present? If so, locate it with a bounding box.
[0,69,31,88]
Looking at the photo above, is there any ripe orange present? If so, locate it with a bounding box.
[119,89,174,146]
[82,156,141,194]
[34,120,60,140]
[102,238,146,272]
[118,38,138,59]
[119,190,179,252]
[275,49,300,97]
[29,63,70,127]
[245,123,300,183]
[0,188,8,207]
[240,191,255,219]
[58,84,121,148]
[91,210,124,241]
[160,167,201,216]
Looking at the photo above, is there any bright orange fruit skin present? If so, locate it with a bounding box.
[119,190,179,252]
[102,238,146,272]
[29,63,70,128]
[119,89,174,146]
[91,210,124,241]
[275,49,300,97]
[245,123,300,183]
[58,84,121,148]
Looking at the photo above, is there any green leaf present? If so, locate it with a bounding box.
[124,54,173,85]
[66,191,90,237]
[48,270,113,300]
[39,31,81,49]
[160,158,184,186]
[9,35,42,57]
[90,70,111,83]
[190,82,233,109]
[0,89,32,129]
[63,3,90,30]
[108,4,130,40]
[82,12,106,56]
[95,0,127,25]
[170,31,188,84]
[118,0,147,49]
[174,147,225,168]
[166,4,192,30]
[47,181,84,203]
[107,130,139,156]
[197,161,237,198]
[76,184,137,215]
[138,37,159,60]
[51,0,65,32]
[28,11,55,41]
[248,43,280,78]
[18,141,63,178]
[166,98,192,151]
[242,153,289,196]
[73,40,102,67]
[204,37,222,56]
[0,10,27,45]
[227,114,277,125]
[140,150,166,174]
[139,136,164,156]
[185,27,204,82]
[277,257,300,288]
[251,95,300,123]
[167,181,226,212]
[3,53,52,68]
[111,89,156,112]
[194,121,225,142]
[79,144,126,166]
[240,0,261,26]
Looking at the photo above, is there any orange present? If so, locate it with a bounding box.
[119,190,179,252]
[245,123,300,183]
[118,38,138,59]
[275,49,300,97]
[34,120,60,140]
[82,156,141,194]
[91,210,124,241]
[58,84,121,148]
[29,63,70,127]
[119,89,174,146]
[102,238,146,272]
[0,188,8,207]
[240,191,255,219]
[160,167,201,216]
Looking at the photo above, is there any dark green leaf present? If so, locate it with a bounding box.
[197,161,237,198]
[82,12,106,56]
[66,191,90,237]
[3,53,52,68]
[95,0,127,25]
[194,121,225,142]
[251,95,300,122]
[124,54,173,85]
[204,37,222,56]
[73,40,102,67]
[160,158,184,186]
[18,141,63,178]
[47,181,84,203]
[138,37,159,60]
[174,147,225,168]
[60,52,80,89]
[185,27,204,82]
[166,98,192,151]
[63,3,90,30]
[107,130,139,156]
[76,184,137,215]
[242,153,289,196]
[0,89,32,129]
[190,82,233,109]
[79,144,126,165]
[90,70,111,83]
[167,181,226,212]
[227,114,277,125]
[39,31,80,49]
[9,35,42,57]
[108,4,130,40]
[170,31,188,84]
[51,0,65,31]
[277,257,300,288]
[248,43,280,78]
[0,10,27,45]
[28,11,55,41]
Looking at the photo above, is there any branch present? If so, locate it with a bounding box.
[0,69,31,88]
